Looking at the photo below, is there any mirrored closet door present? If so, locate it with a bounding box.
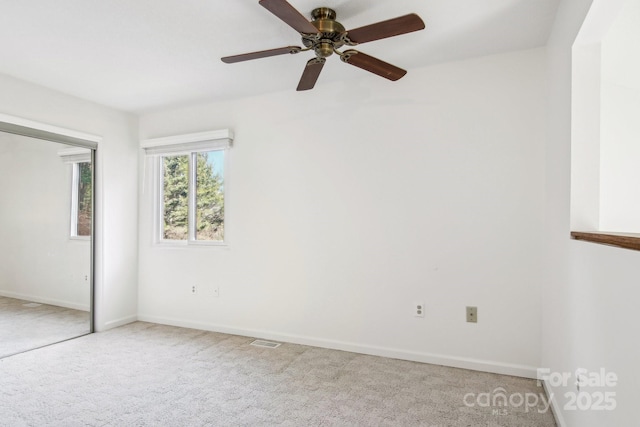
[0,130,94,358]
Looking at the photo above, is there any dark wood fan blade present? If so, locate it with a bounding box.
[346,14,425,44]
[221,46,302,64]
[341,50,407,81]
[259,0,319,34]
[297,58,325,91]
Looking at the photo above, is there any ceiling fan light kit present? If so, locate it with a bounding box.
[221,0,425,91]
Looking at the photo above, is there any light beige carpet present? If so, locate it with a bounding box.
[0,322,556,426]
[0,295,90,358]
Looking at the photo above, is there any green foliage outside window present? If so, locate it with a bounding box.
[163,151,224,241]
[77,162,92,236]
[195,152,224,241]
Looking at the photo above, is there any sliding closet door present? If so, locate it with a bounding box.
[0,131,93,357]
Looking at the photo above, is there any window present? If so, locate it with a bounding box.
[58,147,93,239]
[142,130,233,246]
[72,161,92,238]
[161,150,225,242]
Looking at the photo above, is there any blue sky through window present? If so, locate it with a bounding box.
[206,150,224,178]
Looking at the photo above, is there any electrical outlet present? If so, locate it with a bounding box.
[212,287,219,298]
[414,302,425,317]
[466,306,477,323]
[191,285,197,294]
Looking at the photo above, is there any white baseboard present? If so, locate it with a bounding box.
[542,380,566,427]
[137,314,539,379]
[101,314,138,331]
[0,289,89,312]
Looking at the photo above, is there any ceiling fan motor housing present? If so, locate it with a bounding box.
[303,7,347,58]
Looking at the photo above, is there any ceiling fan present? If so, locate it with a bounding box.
[221,0,425,91]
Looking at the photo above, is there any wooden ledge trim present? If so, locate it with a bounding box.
[571,231,640,251]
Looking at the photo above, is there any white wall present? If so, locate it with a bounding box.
[0,133,90,310]
[570,42,601,230]
[599,0,640,231]
[138,48,547,377]
[0,73,139,331]
[545,0,640,425]
[571,0,640,233]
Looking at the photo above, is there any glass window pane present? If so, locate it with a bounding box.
[163,155,189,240]
[76,162,92,237]
[195,151,224,241]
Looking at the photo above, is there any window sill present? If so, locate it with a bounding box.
[153,240,229,249]
[570,231,640,251]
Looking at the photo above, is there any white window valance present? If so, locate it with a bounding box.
[141,129,233,156]
[58,147,91,163]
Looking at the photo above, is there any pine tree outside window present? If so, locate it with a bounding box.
[71,161,92,238]
[161,151,225,242]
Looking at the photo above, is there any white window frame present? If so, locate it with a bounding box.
[59,147,92,240]
[142,130,233,247]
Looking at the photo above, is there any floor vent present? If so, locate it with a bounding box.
[250,339,281,349]
[23,302,42,308]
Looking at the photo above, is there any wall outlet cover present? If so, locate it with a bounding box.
[466,306,477,323]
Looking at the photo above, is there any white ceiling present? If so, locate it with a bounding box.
[0,0,560,113]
